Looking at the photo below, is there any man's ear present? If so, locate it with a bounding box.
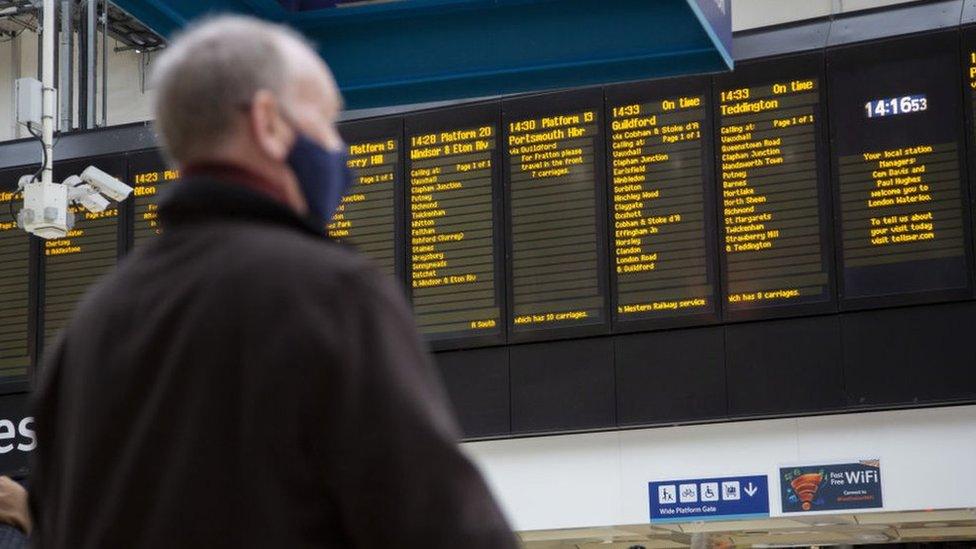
[248,90,293,161]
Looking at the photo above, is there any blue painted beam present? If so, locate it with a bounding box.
[114,0,732,109]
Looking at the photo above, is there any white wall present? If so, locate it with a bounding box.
[0,29,153,143]
[732,0,920,31]
[464,406,976,532]
[0,38,13,141]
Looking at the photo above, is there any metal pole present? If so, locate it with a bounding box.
[77,1,86,129]
[86,0,96,128]
[42,0,55,184]
[101,0,107,127]
[58,0,72,131]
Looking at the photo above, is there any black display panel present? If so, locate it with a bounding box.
[842,302,976,407]
[605,77,720,331]
[127,150,179,247]
[509,337,615,433]
[726,315,844,417]
[329,118,403,280]
[41,156,125,353]
[404,103,505,349]
[713,52,835,319]
[614,327,726,426]
[829,31,973,308]
[503,88,610,341]
[0,168,34,386]
[962,26,976,295]
[433,347,510,438]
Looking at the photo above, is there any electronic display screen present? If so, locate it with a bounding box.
[329,118,403,279]
[504,88,609,339]
[966,27,976,154]
[828,31,972,306]
[42,157,124,352]
[967,27,976,122]
[405,104,505,348]
[713,52,835,318]
[0,168,33,383]
[962,25,976,293]
[127,150,179,247]
[605,77,720,330]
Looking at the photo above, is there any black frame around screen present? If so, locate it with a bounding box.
[604,75,722,332]
[336,116,406,288]
[829,29,976,310]
[712,51,838,321]
[0,167,37,395]
[964,25,976,298]
[124,148,169,251]
[38,155,128,360]
[502,87,612,343]
[4,21,976,437]
[404,102,507,351]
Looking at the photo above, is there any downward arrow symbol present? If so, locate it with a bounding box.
[744,482,758,497]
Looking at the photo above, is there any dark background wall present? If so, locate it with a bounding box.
[0,2,973,467]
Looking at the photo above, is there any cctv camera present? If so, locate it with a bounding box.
[80,165,133,202]
[76,187,110,213]
[63,175,110,213]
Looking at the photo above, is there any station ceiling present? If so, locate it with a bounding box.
[108,0,733,109]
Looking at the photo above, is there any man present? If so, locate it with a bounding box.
[30,15,518,549]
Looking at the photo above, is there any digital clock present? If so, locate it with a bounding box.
[864,94,927,118]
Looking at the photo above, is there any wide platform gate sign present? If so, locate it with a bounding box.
[648,475,769,522]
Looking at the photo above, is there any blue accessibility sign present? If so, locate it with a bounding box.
[649,475,769,522]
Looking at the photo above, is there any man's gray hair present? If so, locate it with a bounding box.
[151,15,314,164]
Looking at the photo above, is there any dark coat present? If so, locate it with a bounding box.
[0,525,26,549]
[29,176,518,549]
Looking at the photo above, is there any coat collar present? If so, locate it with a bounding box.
[158,175,325,238]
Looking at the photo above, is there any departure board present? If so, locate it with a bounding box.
[42,157,124,352]
[127,150,179,247]
[329,118,402,279]
[963,26,976,280]
[504,89,609,339]
[829,32,972,306]
[714,53,835,319]
[0,169,33,384]
[605,77,720,330]
[405,104,504,349]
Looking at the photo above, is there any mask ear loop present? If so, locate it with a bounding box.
[236,98,303,153]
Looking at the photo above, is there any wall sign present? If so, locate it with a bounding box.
[780,460,883,513]
[649,474,769,522]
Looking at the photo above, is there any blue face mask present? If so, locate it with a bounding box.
[285,132,354,225]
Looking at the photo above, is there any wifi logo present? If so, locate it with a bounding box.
[780,461,883,513]
[789,473,824,511]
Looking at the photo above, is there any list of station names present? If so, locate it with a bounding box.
[407,124,500,338]
[718,78,830,308]
[328,137,398,277]
[43,206,118,348]
[508,108,604,329]
[132,165,179,246]
[0,190,30,379]
[609,93,712,319]
[838,143,964,268]
[969,46,976,142]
